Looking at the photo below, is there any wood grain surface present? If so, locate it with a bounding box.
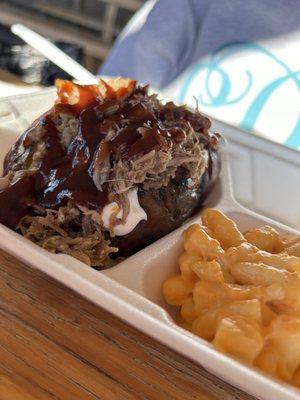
[0,249,256,400]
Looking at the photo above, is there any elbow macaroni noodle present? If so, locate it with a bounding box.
[163,209,300,387]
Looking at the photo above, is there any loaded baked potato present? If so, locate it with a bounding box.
[0,78,220,267]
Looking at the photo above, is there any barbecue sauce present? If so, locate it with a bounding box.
[0,81,210,230]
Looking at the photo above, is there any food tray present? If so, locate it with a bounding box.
[0,89,299,400]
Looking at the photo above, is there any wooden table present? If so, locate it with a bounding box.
[0,249,256,400]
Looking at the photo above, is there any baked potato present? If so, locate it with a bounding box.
[0,78,221,267]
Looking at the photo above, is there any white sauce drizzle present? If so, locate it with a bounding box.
[102,188,147,236]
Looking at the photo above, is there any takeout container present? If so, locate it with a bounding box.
[0,89,300,400]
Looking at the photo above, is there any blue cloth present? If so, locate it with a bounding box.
[100,0,300,88]
[100,0,300,148]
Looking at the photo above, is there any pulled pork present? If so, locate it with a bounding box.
[18,203,117,268]
[91,90,213,194]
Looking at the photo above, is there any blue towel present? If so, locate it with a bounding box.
[101,0,300,148]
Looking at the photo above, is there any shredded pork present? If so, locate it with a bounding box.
[18,203,117,268]
[91,92,213,194]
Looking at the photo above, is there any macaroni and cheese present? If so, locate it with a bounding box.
[163,209,300,387]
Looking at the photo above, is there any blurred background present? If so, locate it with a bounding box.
[0,0,145,91]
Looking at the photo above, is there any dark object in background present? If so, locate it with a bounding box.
[40,42,83,86]
[0,24,83,86]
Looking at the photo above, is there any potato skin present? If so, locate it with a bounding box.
[110,148,221,257]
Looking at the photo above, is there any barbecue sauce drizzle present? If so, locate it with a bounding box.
[0,83,213,229]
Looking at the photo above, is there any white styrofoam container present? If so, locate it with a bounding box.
[0,89,300,400]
